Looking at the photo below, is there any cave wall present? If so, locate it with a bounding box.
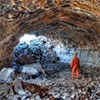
[65,49,100,67]
[79,50,100,67]
[0,0,100,69]
[52,41,100,67]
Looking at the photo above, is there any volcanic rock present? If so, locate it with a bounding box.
[0,68,15,82]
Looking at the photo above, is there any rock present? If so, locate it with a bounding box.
[0,84,10,95]
[12,36,67,74]
[0,67,100,100]
[22,63,44,72]
[71,93,76,99]
[0,0,100,70]
[13,95,21,100]
[96,90,100,96]
[0,68,15,82]
[21,64,40,77]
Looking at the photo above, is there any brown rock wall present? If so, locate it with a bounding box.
[0,0,100,68]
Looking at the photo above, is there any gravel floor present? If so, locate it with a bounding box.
[0,68,100,100]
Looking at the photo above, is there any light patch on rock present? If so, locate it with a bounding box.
[21,66,39,76]
[21,63,43,76]
[0,68,14,82]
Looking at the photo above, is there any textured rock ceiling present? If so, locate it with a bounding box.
[0,0,100,68]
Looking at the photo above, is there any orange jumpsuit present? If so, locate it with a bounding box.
[70,56,80,79]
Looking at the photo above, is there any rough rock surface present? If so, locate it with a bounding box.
[0,1,100,99]
[0,68,15,82]
[0,67,100,100]
[0,0,100,69]
[13,36,68,74]
[13,36,100,71]
[21,65,39,76]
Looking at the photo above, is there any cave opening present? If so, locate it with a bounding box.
[13,33,77,74]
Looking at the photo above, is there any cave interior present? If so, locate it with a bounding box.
[0,0,100,99]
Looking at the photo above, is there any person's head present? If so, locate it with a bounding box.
[74,52,78,57]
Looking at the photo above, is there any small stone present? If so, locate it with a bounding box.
[71,93,76,99]
[0,68,15,82]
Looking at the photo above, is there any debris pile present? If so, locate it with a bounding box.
[13,36,66,74]
[0,67,100,100]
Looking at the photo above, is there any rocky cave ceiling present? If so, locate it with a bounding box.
[0,0,100,68]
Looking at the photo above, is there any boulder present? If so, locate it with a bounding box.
[20,63,45,77]
[22,67,39,76]
[0,68,15,82]
[13,36,65,74]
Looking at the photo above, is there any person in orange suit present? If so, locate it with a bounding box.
[70,52,80,79]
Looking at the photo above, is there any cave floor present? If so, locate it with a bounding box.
[0,67,100,100]
[33,69,100,99]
